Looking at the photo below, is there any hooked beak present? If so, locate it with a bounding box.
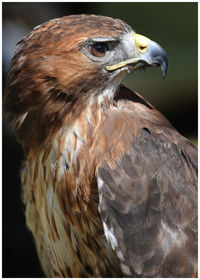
[106,33,168,78]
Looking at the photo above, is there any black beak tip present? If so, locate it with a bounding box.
[162,63,168,78]
[154,54,168,79]
[160,49,169,79]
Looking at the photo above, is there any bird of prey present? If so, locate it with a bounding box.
[4,14,197,277]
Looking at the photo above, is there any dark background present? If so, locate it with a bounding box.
[3,2,197,277]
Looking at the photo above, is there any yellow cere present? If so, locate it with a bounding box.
[134,33,150,53]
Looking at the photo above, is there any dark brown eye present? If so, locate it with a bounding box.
[89,43,108,57]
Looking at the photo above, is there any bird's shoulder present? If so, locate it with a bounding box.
[97,84,197,170]
[95,84,197,277]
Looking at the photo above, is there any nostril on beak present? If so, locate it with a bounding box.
[134,33,150,54]
[139,45,148,52]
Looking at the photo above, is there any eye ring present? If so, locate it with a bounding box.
[89,43,108,57]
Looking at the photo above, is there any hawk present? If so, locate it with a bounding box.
[4,14,197,277]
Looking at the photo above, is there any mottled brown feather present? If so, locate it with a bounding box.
[97,86,197,277]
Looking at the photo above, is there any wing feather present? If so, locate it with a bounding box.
[96,87,197,277]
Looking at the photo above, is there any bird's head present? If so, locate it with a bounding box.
[4,14,168,152]
[81,20,168,81]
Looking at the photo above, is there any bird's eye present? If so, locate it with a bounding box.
[89,43,108,57]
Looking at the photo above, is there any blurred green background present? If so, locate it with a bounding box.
[3,2,197,277]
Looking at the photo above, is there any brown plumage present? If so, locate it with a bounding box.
[4,14,197,277]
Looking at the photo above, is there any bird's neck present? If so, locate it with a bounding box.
[25,82,119,157]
